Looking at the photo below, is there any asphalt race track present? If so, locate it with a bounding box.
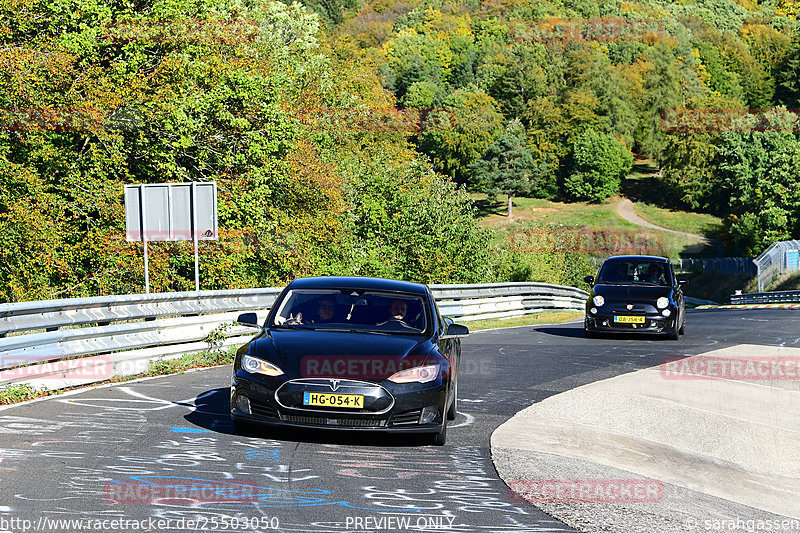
[1,308,798,533]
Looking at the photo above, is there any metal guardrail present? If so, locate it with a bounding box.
[672,257,756,276]
[753,240,800,291]
[729,290,800,305]
[0,282,588,392]
[430,282,587,321]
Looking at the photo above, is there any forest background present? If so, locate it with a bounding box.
[2,0,799,302]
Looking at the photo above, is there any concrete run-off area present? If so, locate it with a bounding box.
[492,343,800,532]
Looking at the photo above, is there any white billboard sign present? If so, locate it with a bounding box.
[124,182,218,292]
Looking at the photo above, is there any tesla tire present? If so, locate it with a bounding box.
[432,420,448,446]
[447,383,457,421]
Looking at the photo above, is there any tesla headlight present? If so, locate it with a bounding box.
[656,297,669,309]
[388,364,440,384]
[592,296,605,307]
[242,355,284,377]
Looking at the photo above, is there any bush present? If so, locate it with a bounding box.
[563,130,633,202]
[339,152,493,283]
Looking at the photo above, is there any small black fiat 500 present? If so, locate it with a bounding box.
[583,255,686,340]
[230,276,468,445]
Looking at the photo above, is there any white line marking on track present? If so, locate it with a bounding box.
[450,412,475,428]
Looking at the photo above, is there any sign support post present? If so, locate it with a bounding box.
[140,189,150,294]
[192,182,200,292]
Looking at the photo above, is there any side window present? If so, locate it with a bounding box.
[431,294,446,334]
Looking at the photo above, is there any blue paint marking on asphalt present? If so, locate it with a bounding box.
[169,427,214,433]
[246,448,281,463]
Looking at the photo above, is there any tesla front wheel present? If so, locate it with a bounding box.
[447,382,457,421]
[432,420,448,446]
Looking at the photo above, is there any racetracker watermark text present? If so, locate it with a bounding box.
[660,356,800,380]
[509,478,664,504]
[0,516,279,531]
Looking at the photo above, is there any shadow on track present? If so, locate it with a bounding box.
[183,387,437,447]
[534,326,679,341]
[531,326,586,338]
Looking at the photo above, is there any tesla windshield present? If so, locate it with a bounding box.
[271,289,428,333]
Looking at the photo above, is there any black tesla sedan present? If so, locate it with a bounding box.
[230,276,468,445]
[583,255,686,340]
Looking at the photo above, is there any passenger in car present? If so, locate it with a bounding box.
[312,298,337,323]
[286,297,337,325]
[616,264,631,282]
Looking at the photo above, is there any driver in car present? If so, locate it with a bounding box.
[646,264,664,285]
[389,299,407,321]
[377,299,414,328]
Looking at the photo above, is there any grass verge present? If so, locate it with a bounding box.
[472,193,717,257]
[466,311,584,331]
[767,271,800,292]
[633,202,723,240]
[0,348,237,406]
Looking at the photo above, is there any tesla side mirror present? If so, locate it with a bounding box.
[442,323,469,339]
[237,312,261,328]
[584,275,595,285]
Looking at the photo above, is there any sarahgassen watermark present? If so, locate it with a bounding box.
[685,516,800,531]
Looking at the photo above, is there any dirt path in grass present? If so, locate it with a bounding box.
[616,198,720,253]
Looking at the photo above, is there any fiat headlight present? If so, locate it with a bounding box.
[656,297,669,309]
[592,296,605,307]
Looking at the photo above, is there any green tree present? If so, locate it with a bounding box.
[339,150,492,283]
[775,35,800,107]
[381,27,453,98]
[488,43,548,121]
[659,93,742,210]
[563,129,633,202]
[637,42,682,158]
[470,121,547,216]
[715,108,800,255]
[418,89,504,184]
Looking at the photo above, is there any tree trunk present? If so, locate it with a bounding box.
[507,195,513,217]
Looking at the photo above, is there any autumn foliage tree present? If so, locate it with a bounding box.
[0,0,490,302]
